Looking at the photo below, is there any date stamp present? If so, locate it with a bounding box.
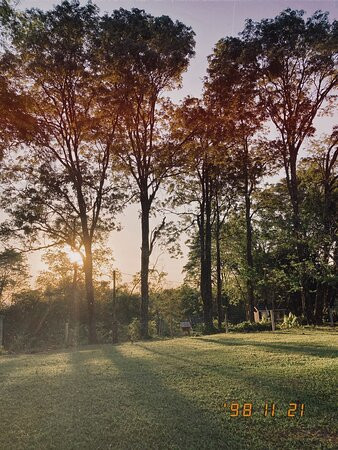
[223,402,305,417]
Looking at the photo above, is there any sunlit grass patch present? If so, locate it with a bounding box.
[0,330,337,449]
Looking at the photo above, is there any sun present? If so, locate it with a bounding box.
[66,247,83,266]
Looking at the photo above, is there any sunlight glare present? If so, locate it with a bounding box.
[66,248,83,266]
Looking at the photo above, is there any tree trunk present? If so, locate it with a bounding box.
[77,183,98,344]
[140,198,150,339]
[204,175,214,332]
[215,198,223,331]
[83,242,97,344]
[287,152,311,323]
[315,178,333,324]
[244,142,254,323]
[199,209,207,325]
[72,263,80,346]
[112,270,118,344]
[245,193,254,322]
[198,169,214,333]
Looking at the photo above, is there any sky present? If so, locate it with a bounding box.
[12,0,338,287]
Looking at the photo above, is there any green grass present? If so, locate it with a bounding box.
[0,329,337,449]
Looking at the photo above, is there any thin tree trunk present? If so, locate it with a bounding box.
[204,175,214,332]
[198,170,214,332]
[245,192,254,322]
[198,214,207,325]
[112,270,118,344]
[83,242,97,344]
[140,198,150,339]
[215,196,223,331]
[287,153,311,323]
[72,263,79,346]
[244,141,254,323]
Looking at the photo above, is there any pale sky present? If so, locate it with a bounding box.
[11,1,338,287]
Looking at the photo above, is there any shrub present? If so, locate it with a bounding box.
[230,321,272,333]
[148,320,157,337]
[127,318,157,341]
[96,322,112,343]
[128,318,141,341]
[281,312,300,329]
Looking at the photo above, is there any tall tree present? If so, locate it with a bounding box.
[241,9,337,320]
[171,98,223,332]
[98,9,195,338]
[301,129,338,322]
[206,37,274,321]
[4,0,122,343]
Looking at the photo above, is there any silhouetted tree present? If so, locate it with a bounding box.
[98,8,195,338]
[3,1,123,343]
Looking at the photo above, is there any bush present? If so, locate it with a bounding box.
[128,318,141,341]
[190,322,203,336]
[230,320,272,333]
[127,318,158,341]
[281,312,300,329]
[148,320,157,337]
[191,322,218,335]
[212,319,226,332]
[96,322,112,343]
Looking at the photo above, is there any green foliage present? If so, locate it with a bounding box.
[0,249,29,304]
[128,318,141,341]
[230,320,272,333]
[281,313,300,329]
[128,318,158,342]
[178,285,202,318]
[99,8,195,88]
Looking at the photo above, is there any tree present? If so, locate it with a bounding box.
[241,9,337,320]
[3,0,123,343]
[300,129,337,322]
[98,8,195,338]
[170,98,224,332]
[206,36,275,321]
[213,175,236,330]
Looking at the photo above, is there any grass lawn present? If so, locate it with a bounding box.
[0,329,337,449]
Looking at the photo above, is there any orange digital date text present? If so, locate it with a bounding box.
[223,402,305,417]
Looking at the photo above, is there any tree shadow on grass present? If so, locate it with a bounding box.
[97,344,246,450]
[134,342,337,448]
[0,343,336,450]
[195,337,338,359]
[135,342,337,418]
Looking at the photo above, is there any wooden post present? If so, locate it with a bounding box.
[0,315,4,347]
[112,270,118,344]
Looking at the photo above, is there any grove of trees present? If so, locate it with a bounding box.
[0,1,336,349]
